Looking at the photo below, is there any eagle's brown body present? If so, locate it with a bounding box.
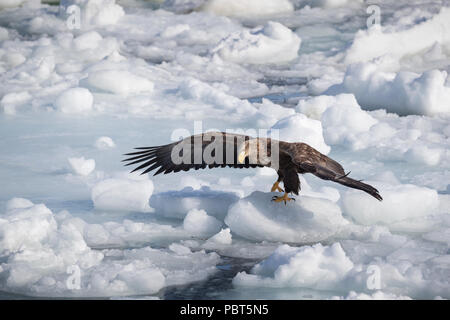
[123,132,382,202]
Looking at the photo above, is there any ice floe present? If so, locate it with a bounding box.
[212,21,301,65]
[225,191,348,243]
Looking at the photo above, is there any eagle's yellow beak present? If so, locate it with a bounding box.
[238,151,246,164]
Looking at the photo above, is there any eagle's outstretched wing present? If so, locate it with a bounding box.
[281,142,383,201]
[122,132,263,175]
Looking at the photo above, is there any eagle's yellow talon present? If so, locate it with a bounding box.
[270,181,284,193]
[271,193,295,204]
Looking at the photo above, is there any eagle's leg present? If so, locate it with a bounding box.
[270,181,284,193]
[271,192,295,205]
[271,171,284,193]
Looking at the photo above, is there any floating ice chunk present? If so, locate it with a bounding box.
[0,200,56,254]
[297,94,359,120]
[225,191,348,243]
[83,223,111,246]
[6,198,34,211]
[94,136,115,150]
[1,91,32,115]
[201,0,294,18]
[34,56,55,80]
[253,98,295,127]
[73,31,103,51]
[177,78,256,117]
[4,52,26,67]
[160,24,190,38]
[233,243,353,290]
[85,70,154,95]
[121,246,220,288]
[372,171,400,185]
[321,95,378,147]
[423,228,450,245]
[0,26,8,40]
[183,209,223,237]
[95,264,165,296]
[205,228,232,245]
[268,113,331,155]
[327,63,450,116]
[0,197,220,297]
[91,177,154,212]
[60,0,124,27]
[68,157,96,176]
[294,0,363,9]
[67,32,119,62]
[0,202,104,294]
[342,182,439,226]
[0,0,26,9]
[169,243,192,255]
[83,218,188,248]
[150,186,239,220]
[212,21,301,65]
[332,290,412,300]
[405,145,442,166]
[345,7,450,66]
[54,87,94,114]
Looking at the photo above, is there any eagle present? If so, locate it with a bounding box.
[123,132,382,203]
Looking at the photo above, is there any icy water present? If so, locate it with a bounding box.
[0,0,450,299]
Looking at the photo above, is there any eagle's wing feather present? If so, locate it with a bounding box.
[122,132,263,175]
[282,142,383,201]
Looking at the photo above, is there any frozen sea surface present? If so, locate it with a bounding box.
[0,0,449,299]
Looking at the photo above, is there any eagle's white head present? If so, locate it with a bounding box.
[237,138,275,167]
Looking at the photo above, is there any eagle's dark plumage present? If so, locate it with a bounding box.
[123,132,382,202]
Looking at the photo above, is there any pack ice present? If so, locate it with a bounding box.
[0,0,449,300]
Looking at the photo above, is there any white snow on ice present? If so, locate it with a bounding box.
[0,0,449,299]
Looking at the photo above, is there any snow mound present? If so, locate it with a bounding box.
[60,0,125,27]
[150,186,239,220]
[54,88,94,114]
[91,176,154,212]
[225,191,348,243]
[183,209,223,237]
[233,243,353,290]
[268,113,330,155]
[94,136,115,150]
[342,182,439,226]
[327,63,450,116]
[212,22,301,65]
[201,0,294,18]
[68,156,96,176]
[84,70,154,95]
